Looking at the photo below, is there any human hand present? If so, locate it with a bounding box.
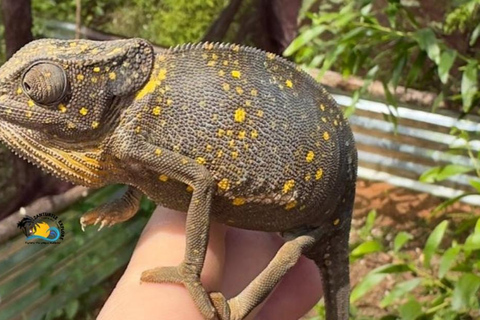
[98,206,323,320]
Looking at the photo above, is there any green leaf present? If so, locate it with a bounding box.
[432,192,478,215]
[394,232,413,253]
[351,240,383,258]
[438,246,461,278]
[372,263,413,274]
[469,179,480,193]
[413,28,441,64]
[470,23,480,46]
[438,50,456,84]
[65,299,80,319]
[423,220,449,268]
[391,54,407,88]
[452,273,480,311]
[284,25,327,56]
[380,278,422,308]
[398,298,423,320]
[351,273,387,303]
[461,60,478,112]
[464,218,480,251]
[419,165,473,183]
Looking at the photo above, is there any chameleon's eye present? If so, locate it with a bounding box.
[21,62,68,106]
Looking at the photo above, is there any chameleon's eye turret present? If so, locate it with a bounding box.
[21,62,68,106]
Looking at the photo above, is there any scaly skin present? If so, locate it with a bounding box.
[0,39,357,320]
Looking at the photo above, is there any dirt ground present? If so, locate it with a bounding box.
[344,178,478,318]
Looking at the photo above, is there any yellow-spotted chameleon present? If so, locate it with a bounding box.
[0,38,357,320]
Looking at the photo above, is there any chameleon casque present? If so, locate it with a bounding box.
[0,38,357,320]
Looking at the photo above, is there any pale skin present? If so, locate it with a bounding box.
[98,206,323,320]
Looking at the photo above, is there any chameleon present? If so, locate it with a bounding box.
[0,38,357,320]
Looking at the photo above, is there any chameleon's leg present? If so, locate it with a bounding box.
[210,230,320,320]
[80,186,143,231]
[119,143,217,319]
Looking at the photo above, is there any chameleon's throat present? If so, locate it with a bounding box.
[0,121,108,187]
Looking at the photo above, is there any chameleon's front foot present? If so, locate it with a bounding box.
[141,264,219,320]
[80,187,142,231]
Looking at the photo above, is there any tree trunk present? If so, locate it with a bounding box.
[1,0,34,58]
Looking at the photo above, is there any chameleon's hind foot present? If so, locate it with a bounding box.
[210,292,231,320]
[141,264,218,320]
[80,187,142,231]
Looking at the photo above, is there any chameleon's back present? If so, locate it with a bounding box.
[132,43,357,232]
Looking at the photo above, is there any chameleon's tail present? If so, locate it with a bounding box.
[306,221,351,320]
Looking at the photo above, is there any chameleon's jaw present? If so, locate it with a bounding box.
[0,120,108,187]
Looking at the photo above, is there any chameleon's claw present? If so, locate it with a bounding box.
[98,220,108,231]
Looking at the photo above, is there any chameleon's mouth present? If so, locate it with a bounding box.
[0,120,108,187]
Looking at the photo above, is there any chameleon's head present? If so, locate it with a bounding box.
[0,38,154,186]
[0,38,154,140]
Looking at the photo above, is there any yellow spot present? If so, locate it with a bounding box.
[251,129,258,139]
[25,111,32,118]
[305,173,311,181]
[159,175,169,182]
[152,106,161,115]
[333,218,340,226]
[173,145,180,152]
[181,158,189,165]
[285,80,293,88]
[306,151,315,163]
[315,168,323,180]
[91,77,98,83]
[109,72,116,80]
[282,180,295,194]
[320,104,326,111]
[217,129,225,137]
[199,101,206,107]
[232,44,240,52]
[93,67,100,72]
[266,52,275,60]
[218,178,230,190]
[155,148,162,155]
[76,74,84,81]
[207,60,216,67]
[27,100,35,107]
[212,53,219,60]
[231,151,239,159]
[218,70,225,77]
[223,60,229,66]
[238,130,246,139]
[334,120,339,126]
[204,43,214,50]
[321,117,327,123]
[222,83,230,91]
[285,200,297,210]
[229,139,235,148]
[135,126,141,134]
[234,108,246,123]
[79,107,88,116]
[245,100,252,107]
[67,122,76,129]
[166,99,173,106]
[233,197,246,206]
[231,70,241,78]
[58,104,67,113]
[196,157,206,165]
[251,89,258,96]
[186,185,194,193]
[92,121,99,129]
[69,42,77,47]
[16,87,22,94]
[216,150,223,158]
[323,132,330,140]
[257,110,264,117]
[226,130,233,136]
[206,144,213,152]
[236,87,244,95]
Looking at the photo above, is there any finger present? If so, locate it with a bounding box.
[98,206,227,320]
